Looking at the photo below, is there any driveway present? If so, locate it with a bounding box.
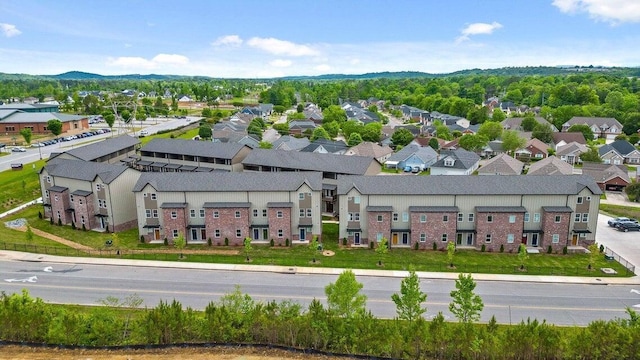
[597,213,640,273]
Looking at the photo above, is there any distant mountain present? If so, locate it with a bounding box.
[48,71,193,81]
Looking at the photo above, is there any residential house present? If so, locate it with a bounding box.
[242,149,381,214]
[133,172,322,244]
[383,144,438,171]
[598,143,626,165]
[599,140,640,164]
[288,120,317,136]
[40,159,141,232]
[337,175,601,251]
[581,162,630,192]
[526,156,574,176]
[138,138,252,172]
[552,132,587,150]
[50,135,140,164]
[345,141,393,164]
[411,136,446,149]
[556,142,588,165]
[272,135,310,151]
[502,117,557,132]
[430,149,481,175]
[477,153,524,175]
[300,139,348,155]
[515,138,549,161]
[481,140,505,158]
[561,117,623,141]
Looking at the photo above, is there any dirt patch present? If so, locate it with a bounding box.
[0,345,352,360]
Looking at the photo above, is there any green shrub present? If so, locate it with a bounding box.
[224,237,229,246]
[81,223,85,231]
[38,211,42,219]
[499,244,504,253]
[370,242,374,249]
[481,244,486,252]
[563,246,568,255]
[547,245,553,254]
[285,238,290,247]
[58,218,62,226]
[71,221,76,230]
[208,238,212,246]
[270,238,274,247]
[164,237,168,246]
[599,244,605,253]
[414,242,419,250]
[105,224,109,232]
[342,237,347,246]
[140,235,145,243]
[432,242,437,251]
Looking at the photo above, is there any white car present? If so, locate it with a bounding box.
[139,130,149,136]
[11,147,26,152]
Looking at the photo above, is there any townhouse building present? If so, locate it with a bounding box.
[50,135,140,164]
[40,159,141,232]
[132,172,323,245]
[337,175,600,253]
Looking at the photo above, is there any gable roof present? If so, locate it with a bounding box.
[140,138,249,159]
[242,149,378,175]
[300,139,348,153]
[431,148,480,170]
[525,138,550,153]
[58,135,140,162]
[346,141,393,159]
[552,132,586,145]
[337,174,601,196]
[598,143,621,157]
[477,153,524,175]
[133,171,322,192]
[556,142,588,156]
[564,116,623,130]
[526,156,574,175]
[386,144,437,163]
[581,162,630,184]
[502,117,556,131]
[609,140,638,156]
[271,135,310,151]
[43,158,131,184]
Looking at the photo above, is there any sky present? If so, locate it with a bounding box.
[1,0,640,78]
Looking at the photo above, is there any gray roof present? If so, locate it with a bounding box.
[160,202,188,208]
[337,174,602,196]
[140,138,248,159]
[61,135,140,161]
[366,205,393,212]
[476,206,527,213]
[71,189,92,197]
[408,206,459,212]
[608,140,637,156]
[242,149,378,175]
[542,206,573,213]
[133,171,322,192]
[300,139,348,154]
[526,156,574,176]
[203,202,251,208]
[0,111,85,124]
[386,144,437,163]
[48,185,68,192]
[478,153,524,175]
[272,135,310,151]
[431,149,480,170]
[44,158,130,184]
[267,202,294,208]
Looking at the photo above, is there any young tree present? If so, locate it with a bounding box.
[347,132,363,146]
[518,243,529,270]
[447,241,456,268]
[391,127,414,147]
[19,128,32,145]
[198,124,212,140]
[325,269,367,318]
[104,113,116,133]
[309,235,319,263]
[258,140,273,149]
[243,237,252,261]
[174,233,186,259]
[588,243,599,270]
[458,134,489,152]
[478,121,503,141]
[375,237,388,266]
[310,126,331,141]
[567,124,594,141]
[491,109,506,122]
[428,137,440,150]
[322,105,347,123]
[46,119,63,139]
[391,268,427,323]
[521,114,538,132]
[580,146,602,163]
[25,224,34,242]
[501,130,527,155]
[449,273,484,324]
[532,123,553,143]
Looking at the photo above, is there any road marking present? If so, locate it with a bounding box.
[4,275,37,283]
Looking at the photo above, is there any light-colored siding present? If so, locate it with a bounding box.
[106,168,141,227]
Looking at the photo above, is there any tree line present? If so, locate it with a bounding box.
[1,270,639,359]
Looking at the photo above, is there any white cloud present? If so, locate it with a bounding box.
[456,21,503,42]
[107,54,189,69]
[211,35,243,47]
[152,53,189,65]
[247,37,319,56]
[314,64,331,72]
[349,58,361,65]
[552,0,640,24]
[269,59,292,67]
[0,23,21,37]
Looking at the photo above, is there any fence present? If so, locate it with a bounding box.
[604,247,636,275]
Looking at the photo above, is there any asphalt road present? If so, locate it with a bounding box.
[1,259,639,326]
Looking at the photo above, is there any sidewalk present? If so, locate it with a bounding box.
[2,249,639,286]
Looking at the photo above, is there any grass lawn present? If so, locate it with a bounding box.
[0,159,46,213]
[599,203,640,220]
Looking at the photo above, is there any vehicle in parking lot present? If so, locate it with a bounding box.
[11,147,26,152]
[403,166,412,172]
[31,142,44,147]
[139,130,149,136]
[617,222,640,232]
[608,217,638,227]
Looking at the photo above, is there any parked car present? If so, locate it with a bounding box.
[403,166,412,172]
[614,219,640,229]
[617,222,640,232]
[11,147,26,152]
[31,142,45,147]
[608,217,637,227]
[139,130,149,136]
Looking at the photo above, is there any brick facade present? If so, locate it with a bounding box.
[541,210,571,252]
[49,189,72,225]
[206,207,250,246]
[268,207,292,245]
[162,207,187,244]
[410,211,458,250]
[476,211,525,252]
[367,211,392,246]
[72,194,96,230]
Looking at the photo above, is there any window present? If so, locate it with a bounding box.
[80,215,85,225]
[214,229,220,238]
[299,193,305,200]
[533,213,540,222]
[393,212,398,222]
[213,211,219,218]
[509,215,516,223]
[278,229,283,238]
[171,211,177,219]
[524,213,530,222]
[443,215,449,222]
[190,209,196,218]
[277,211,283,218]
[70,194,74,203]
[420,214,427,223]
[300,209,305,217]
[402,212,409,222]
[173,230,179,238]
[555,215,561,223]
[199,209,205,218]
[144,193,148,197]
[582,213,589,222]
[253,209,259,217]
[485,234,492,243]
[46,176,51,183]
[262,209,267,217]
[441,234,448,242]
[457,213,463,222]
[150,193,157,200]
[349,212,360,221]
[377,215,383,222]
[507,234,514,243]
[98,199,107,209]
[468,213,475,222]
[236,229,242,238]
[235,211,241,218]
[79,198,83,205]
[586,196,591,201]
[377,232,383,241]
[577,197,583,204]
[96,184,101,191]
[574,213,581,222]
[45,190,49,199]
[54,194,59,202]
[152,209,158,218]
[353,196,360,204]
[487,215,493,223]
[420,233,426,242]
[552,234,560,243]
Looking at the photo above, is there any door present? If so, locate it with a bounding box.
[354,232,361,245]
[571,234,578,246]
[153,229,160,240]
[254,228,260,240]
[191,228,199,241]
[392,233,398,245]
[299,228,306,241]
[456,233,463,245]
[466,233,474,246]
[262,229,268,241]
[531,233,539,247]
[401,233,409,245]
[200,229,207,241]
[99,217,105,229]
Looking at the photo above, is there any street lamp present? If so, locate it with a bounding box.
[37,142,42,160]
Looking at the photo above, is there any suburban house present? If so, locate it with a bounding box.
[300,139,348,155]
[49,135,140,164]
[242,149,381,214]
[133,172,322,245]
[288,120,317,136]
[137,139,252,172]
[344,141,393,164]
[0,108,88,135]
[336,175,601,252]
[526,156,574,176]
[552,132,587,149]
[515,138,549,161]
[581,162,630,192]
[271,135,310,151]
[40,158,142,232]
[481,140,505,158]
[430,148,481,175]
[561,117,623,141]
[598,140,640,164]
[502,117,557,132]
[383,144,438,171]
[477,153,524,175]
[556,142,588,165]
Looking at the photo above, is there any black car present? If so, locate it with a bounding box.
[617,222,640,232]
